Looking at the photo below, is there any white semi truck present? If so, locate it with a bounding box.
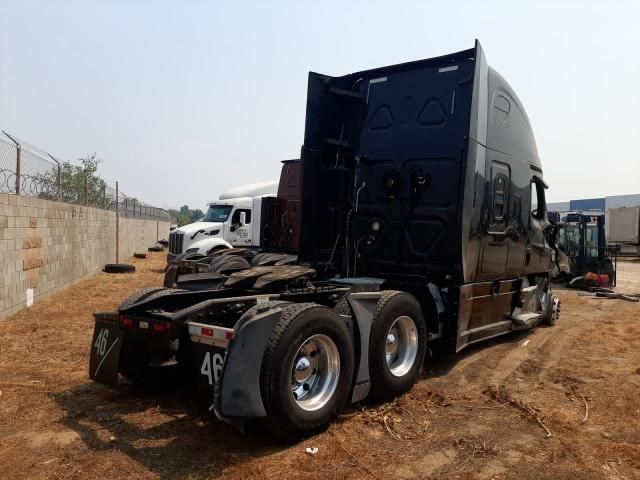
[167,180,278,259]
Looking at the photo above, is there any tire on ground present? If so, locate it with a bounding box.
[104,263,135,273]
[148,246,164,252]
[259,303,355,441]
[134,252,147,259]
[368,290,427,400]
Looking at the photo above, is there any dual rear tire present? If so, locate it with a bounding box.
[259,292,427,441]
[260,303,355,440]
[368,291,427,400]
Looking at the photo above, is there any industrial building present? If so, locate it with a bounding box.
[547,194,640,235]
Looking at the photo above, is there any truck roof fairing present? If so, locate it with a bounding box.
[298,40,543,282]
[217,180,279,201]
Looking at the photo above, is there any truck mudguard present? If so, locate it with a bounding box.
[218,307,284,418]
[89,312,124,386]
[345,291,381,402]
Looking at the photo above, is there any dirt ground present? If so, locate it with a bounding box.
[1,254,639,480]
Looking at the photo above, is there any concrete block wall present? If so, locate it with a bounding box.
[118,217,165,262]
[0,193,170,319]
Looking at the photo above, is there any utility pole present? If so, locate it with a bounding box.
[47,153,62,201]
[115,181,119,263]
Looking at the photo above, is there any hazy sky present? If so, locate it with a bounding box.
[1,0,639,209]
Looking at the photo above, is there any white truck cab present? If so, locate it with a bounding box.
[168,181,278,257]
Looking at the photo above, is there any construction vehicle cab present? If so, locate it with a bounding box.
[552,211,616,286]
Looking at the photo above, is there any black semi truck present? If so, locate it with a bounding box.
[90,41,560,441]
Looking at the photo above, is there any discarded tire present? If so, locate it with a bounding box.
[103,263,135,274]
[158,239,169,247]
[148,246,164,252]
[134,253,147,259]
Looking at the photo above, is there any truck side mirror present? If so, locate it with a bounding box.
[239,212,246,226]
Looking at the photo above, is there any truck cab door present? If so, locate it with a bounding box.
[479,162,510,276]
[524,177,552,274]
[228,209,253,247]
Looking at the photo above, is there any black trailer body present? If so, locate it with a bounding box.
[89,41,559,440]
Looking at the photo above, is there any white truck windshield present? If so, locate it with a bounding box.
[204,205,233,222]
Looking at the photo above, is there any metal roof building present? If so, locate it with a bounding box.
[547,194,640,235]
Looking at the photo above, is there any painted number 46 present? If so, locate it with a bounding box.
[201,351,224,385]
[94,328,109,356]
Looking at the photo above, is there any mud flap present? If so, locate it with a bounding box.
[188,322,231,415]
[89,312,124,385]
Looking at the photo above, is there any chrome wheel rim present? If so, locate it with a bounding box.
[385,315,418,377]
[290,334,340,412]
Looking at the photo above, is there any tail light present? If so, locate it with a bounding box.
[153,322,173,333]
[198,326,232,340]
[119,313,134,328]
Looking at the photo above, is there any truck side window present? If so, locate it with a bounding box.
[493,174,507,221]
[232,209,252,224]
[530,181,545,220]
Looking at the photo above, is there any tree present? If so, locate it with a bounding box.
[37,154,108,206]
[169,205,204,225]
[190,208,204,221]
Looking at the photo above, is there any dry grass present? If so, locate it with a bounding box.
[1,256,640,479]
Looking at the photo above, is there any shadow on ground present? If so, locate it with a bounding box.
[425,327,534,378]
[51,382,284,479]
[51,328,536,479]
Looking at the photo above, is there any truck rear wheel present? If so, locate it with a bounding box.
[368,291,427,400]
[259,303,354,441]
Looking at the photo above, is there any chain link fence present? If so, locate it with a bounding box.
[0,130,170,221]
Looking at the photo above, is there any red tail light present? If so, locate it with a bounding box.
[119,314,134,328]
[153,322,172,333]
[201,327,214,337]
